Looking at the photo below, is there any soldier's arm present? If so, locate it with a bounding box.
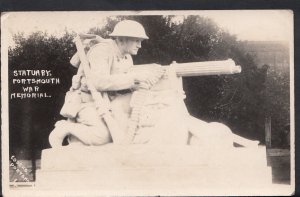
[87,44,137,91]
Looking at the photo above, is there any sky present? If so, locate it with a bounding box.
[2,10,293,47]
[199,10,292,41]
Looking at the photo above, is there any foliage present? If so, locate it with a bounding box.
[265,68,290,147]
[8,31,77,157]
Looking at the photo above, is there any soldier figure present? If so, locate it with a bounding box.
[49,20,166,146]
[49,20,259,148]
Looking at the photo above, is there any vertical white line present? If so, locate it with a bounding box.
[288,9,295,194]
[1,12,11,196]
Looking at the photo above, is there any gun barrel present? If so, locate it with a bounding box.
[171,59,241,77]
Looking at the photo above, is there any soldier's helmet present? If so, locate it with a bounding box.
[109,20,149,40]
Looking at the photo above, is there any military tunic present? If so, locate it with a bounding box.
[68,39,135,145]
[71,39,190,145]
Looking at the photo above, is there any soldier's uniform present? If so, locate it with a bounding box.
[67,39,136,145]
[74,38,189,145]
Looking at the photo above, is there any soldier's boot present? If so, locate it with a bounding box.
[49,120,71,147]
[49,119,112,147]
[188,116,259,148]
[188,117,233,148]
[67,123,112,146]
[232,134,260,147]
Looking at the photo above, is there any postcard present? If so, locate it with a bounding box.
[1,10,295,196]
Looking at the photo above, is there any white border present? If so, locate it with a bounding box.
[1,10,295,196]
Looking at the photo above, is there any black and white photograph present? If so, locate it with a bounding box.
[1,10,295,196]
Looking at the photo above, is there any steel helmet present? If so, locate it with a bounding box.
[109,20,149,39]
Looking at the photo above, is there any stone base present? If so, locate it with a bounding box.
[36,145,273,195]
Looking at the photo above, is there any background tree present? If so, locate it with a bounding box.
[9,31,77,159]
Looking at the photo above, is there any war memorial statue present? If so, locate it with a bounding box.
[36,20,272,194]
[48,20,258,148]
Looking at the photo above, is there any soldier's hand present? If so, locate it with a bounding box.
[133,75,152,90]
[136,81,152,90]
[133,65,165,88]
[148,65,165,85]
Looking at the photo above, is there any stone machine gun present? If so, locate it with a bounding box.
[135,59,241,77]
[124,60,241,144]
[72,34,242,144]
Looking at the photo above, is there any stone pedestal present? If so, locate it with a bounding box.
[36,145,272,195]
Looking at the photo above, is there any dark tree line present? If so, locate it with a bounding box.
[8,15,290,159]
[9,32,77,158]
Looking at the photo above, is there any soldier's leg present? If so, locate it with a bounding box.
[188,116,233,148]
[72,104,112,145]
[188,116,259,147]
[232,133,259,147]
[49,104,112,147]
[49,120,111,147]
[49,120,71,147]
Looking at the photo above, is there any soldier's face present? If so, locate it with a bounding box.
[123,38,143,55]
